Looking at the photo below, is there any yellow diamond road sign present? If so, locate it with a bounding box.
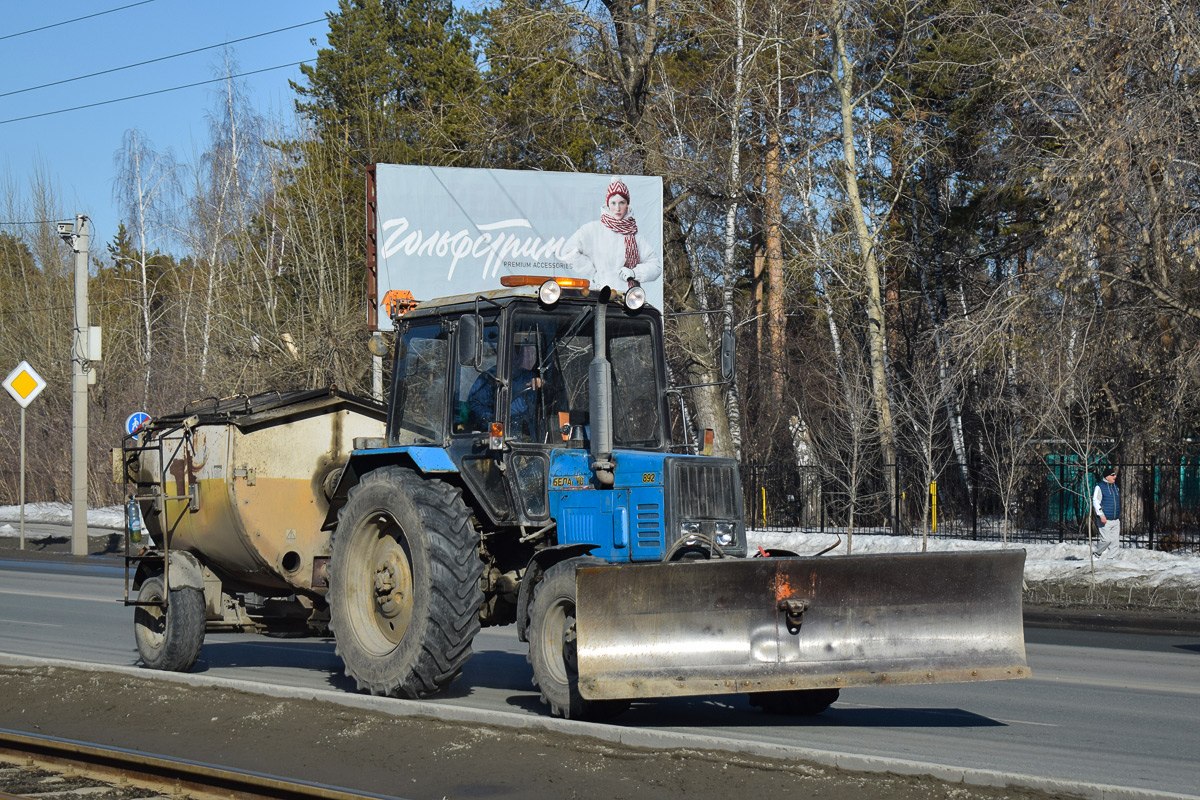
[3,361,47,409]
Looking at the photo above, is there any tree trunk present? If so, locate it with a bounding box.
[830,8,897,498]
[601,0,734,456]
[662,204,733,457]
[719,0,748,461]
[765,124,785,415]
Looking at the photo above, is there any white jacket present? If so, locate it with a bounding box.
[561,218,662,292]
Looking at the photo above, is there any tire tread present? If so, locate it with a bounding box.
[328,466,483,699]
[134,575,205,672]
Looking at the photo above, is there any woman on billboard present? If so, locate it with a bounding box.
[561,180,662,293]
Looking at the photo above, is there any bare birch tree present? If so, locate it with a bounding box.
[822,0,901,498]
[893,340,961,549]
[800,327,881,553]
[112,130,178,408]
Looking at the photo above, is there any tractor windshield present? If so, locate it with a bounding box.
[510,306,663,449]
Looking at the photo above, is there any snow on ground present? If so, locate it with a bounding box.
[751,529,1200,591]
[0,503,125,531]
[1,503,1197,589]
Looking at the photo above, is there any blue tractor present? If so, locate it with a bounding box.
[319,278,1029,719]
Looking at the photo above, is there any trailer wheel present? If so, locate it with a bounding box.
[748,688,840,716]
[133,575,205,672]
[527,558,629,721]
[328,467,482,698]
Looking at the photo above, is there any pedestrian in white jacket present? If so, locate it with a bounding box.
[561,180,662,293]
[1091,466,1120,558]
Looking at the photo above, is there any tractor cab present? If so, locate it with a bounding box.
[385,280,671,533]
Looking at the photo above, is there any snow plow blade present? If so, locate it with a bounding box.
[574,549,1029,701]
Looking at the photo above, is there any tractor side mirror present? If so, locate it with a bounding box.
[458,314,481,368]
[719,329,736,382]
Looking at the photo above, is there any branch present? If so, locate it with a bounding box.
[1095,269,1200,323]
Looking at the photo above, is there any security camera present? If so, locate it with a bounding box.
[56,221,74,237]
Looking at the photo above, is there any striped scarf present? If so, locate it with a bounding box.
[601,213,639,272]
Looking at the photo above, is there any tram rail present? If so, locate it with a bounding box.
[0,729,401,800]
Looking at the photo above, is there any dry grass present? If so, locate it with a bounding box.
[1024,580,1200,613]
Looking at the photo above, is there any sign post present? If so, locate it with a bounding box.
[3,361,48,550]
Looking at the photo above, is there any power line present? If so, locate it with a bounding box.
[0,61,313,126]
[0,268,329,319]
[0,1,159,42]
[0,19,326,100]
[0,219,62,226]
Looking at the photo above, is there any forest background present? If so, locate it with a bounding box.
[2,0,1198,541]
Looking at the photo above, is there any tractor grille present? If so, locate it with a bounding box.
[669,458,740,519]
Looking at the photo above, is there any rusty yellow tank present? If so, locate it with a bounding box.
[130,389,386,596]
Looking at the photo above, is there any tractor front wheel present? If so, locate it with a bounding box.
[527,557,629,721]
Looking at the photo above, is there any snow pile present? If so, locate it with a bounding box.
[1,502,1196,590]
[0,503,124,531]
[752,529,1199,590]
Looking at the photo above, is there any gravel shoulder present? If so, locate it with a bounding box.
[0,664,1076,800]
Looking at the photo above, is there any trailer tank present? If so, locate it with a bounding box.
[128,389,385,596]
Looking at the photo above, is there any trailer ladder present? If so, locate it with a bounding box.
[119,424,199,609]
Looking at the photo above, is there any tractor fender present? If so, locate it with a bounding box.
[516,543,598,643]
[133,550,205,592]
[321,447,459,531]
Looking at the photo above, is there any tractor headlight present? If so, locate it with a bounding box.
[714,522,735,547]
[680,521,701,537]
[539,280,563,305]
[624,284,646,310]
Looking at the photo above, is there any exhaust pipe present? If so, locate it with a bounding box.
[589,291,615,487]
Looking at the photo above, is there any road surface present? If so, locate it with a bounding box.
[0,554,1196,797]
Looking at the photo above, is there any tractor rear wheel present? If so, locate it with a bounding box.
[328,467,482,698]
[527,557,630,721]
[133,575,205,672]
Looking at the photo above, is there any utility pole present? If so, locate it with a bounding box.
[59,216,90,557]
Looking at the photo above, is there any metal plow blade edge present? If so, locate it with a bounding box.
[574,549,1029,701]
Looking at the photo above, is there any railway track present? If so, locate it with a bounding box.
[0,730,400,800]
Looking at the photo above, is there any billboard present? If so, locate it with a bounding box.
[368,164,664,330]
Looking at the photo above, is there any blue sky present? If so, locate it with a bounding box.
[0,0,337,251]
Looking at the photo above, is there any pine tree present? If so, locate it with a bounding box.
[292,0,483,167]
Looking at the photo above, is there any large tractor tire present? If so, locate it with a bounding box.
[527,558,630,721]
[748,688,840,716]
[133,575,206,672]
[328,466,483,698]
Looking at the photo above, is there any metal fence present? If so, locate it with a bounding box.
[742,460,1200,554]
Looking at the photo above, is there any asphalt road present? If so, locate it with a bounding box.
[0,554,1197,798]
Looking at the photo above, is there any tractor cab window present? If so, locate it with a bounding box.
[507,331,546,441]
[608,323,661,447]
[454,320,499,434]
[389,323,449,445]
[510,307,663,448]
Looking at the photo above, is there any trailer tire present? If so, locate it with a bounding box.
[748,688,840,716]
[527,558,630,721]
[328,466,482,698]
[133,575,205,672]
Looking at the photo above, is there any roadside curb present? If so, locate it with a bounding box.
[0,654,1194,800]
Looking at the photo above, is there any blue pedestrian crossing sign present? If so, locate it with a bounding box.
[125,412,151,435]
